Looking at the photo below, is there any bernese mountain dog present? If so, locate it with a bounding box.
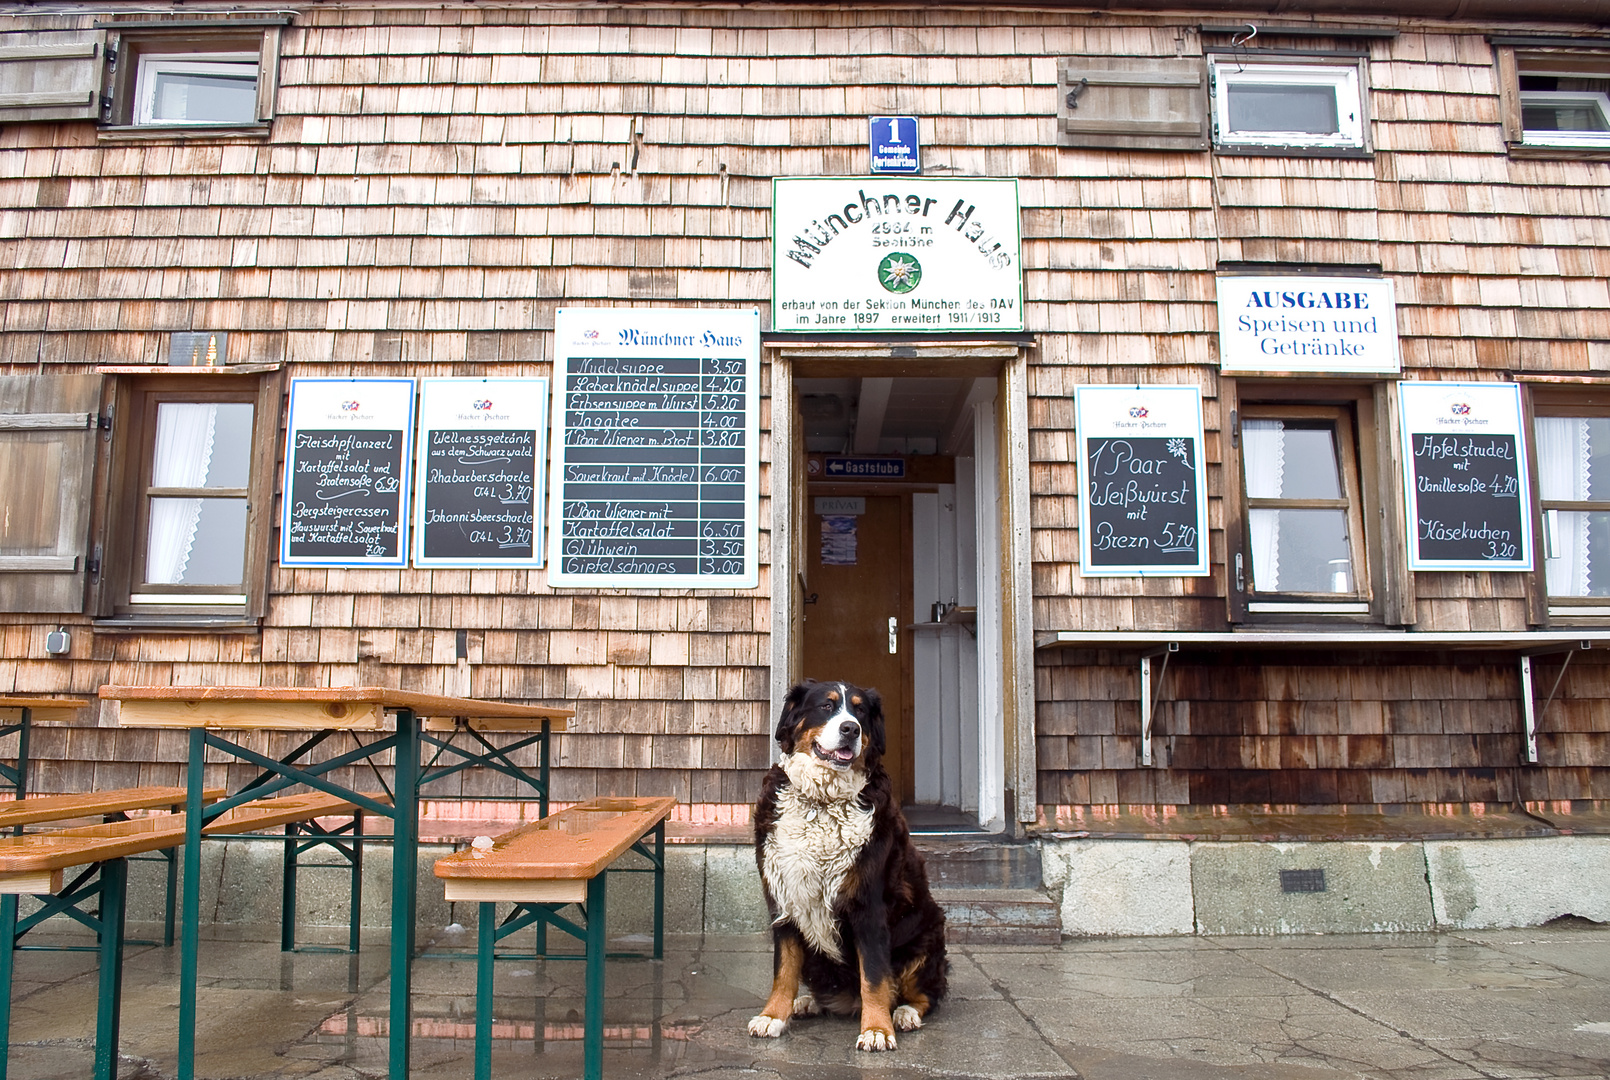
[747,679,949,1052]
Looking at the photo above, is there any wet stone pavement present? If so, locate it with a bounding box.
[5,919,1610,1080]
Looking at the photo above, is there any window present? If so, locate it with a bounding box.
[99,18,287,132]
[1239,406,1370,612]
[100,373,282,624]
[1533,399,1610,616]
[134,53,259,126]
[1495,42,1610,153]
[1209,55,1368,152]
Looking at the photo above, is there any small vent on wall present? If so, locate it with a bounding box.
[1280,868,1327,893]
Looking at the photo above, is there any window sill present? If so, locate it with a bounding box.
[97,122,271,142]
[1214,145,1372,159]
[1506,144,1610,162]
[94,616,261,633]
[97,363,282,375]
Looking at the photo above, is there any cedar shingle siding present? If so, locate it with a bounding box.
[1,4,1608,815]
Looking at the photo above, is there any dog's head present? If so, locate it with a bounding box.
[774,679,885,773]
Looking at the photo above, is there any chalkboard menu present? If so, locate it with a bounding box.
[1075,385,1210,576]
[547,308,761,588]
[414,378,548,568]
[1399,382,1533,571]
[281,378,415,567]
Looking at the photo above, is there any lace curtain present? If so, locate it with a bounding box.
[1536,416,1592,596]
[1242,419,1286,592]
[146,403,219,585]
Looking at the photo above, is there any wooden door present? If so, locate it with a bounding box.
[802,494,912,802]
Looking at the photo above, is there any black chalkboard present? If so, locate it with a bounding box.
[419,429,537,562]
[1083,436,1203,568]
[1408,432,1525,563]
[284,429,407,561]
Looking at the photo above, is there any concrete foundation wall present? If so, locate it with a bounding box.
[70,835,1606,941]
[1041,835,1610,936]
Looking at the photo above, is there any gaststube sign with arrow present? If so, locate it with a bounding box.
[772,177,1023,333]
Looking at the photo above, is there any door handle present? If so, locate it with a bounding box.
[888,617,898,654]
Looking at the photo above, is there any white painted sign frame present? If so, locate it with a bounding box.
[413,377,549,569]
[1075,384,1211,577]
[547,307,761,589]
[1398,381,1534,572]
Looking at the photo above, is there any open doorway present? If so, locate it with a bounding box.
[795,374,1000,831]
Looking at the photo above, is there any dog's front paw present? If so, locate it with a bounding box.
[748,1014,788,1038]
[893,1004,923,1031]
[856,1027,897,1052]
[792,991,820,1017]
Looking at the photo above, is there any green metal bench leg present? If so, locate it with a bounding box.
[475,901,496,1080]
[653,821,665,960]
[178,727,205,1080]
[0,892,17,1080]
[350,814,364,955]
[585,873,607,1080]
[281,825,299,953]
[163,846,178,947]
[93,858,128,1080]
[389,708,420,1080]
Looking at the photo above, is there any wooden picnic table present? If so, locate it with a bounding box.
[0,696,90,800]
[98,685,574,1080]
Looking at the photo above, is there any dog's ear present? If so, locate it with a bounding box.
[860,686,887,756]
[774,680,815,754]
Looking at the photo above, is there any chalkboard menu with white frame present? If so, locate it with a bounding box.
[1399,381,1533,572]
[1076,385,1210,576]
[547,308,761,588]
[281,378,415,568]
[413,377,548,568]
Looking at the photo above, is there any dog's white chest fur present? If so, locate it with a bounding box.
[762,754,874,963]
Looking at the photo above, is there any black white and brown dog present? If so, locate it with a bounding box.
[748,679,948,1052]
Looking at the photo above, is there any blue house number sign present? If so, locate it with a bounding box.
[869,116,920,174]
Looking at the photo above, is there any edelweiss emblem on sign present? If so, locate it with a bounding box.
[877,253,922,293]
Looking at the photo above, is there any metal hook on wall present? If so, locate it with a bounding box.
[1230,23,1257,49]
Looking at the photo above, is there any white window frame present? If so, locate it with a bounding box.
[1209,58,1366,151]
[1518,88,1610,147]
[133,51,259,126]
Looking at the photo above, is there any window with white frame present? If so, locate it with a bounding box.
[134,53,259,126]
[1496,44,1610,152]
[1209,56,1367,151]
[1535,411,1610,606]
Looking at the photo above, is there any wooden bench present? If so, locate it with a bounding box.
[434,796,677,1080]
[0,791,383,1080]
[0,785,224,831]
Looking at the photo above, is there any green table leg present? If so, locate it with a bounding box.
[475,901,495,1080]
[177,727,205,1080]
[93,858,127,1080]
[653,821,665,960]
[14,708,30,803]
[584,873,607,1080]
[389,708,419,1080]
[0,892,17,1080]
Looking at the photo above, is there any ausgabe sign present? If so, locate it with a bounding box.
[1217,275,1400,375]
[772,177,1023,333]
[1075,385,1210,577]
[1399,382,1533,572]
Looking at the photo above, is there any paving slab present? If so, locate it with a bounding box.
[2,921,1609,1079]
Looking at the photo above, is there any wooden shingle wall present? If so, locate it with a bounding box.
[0,5,1607,812]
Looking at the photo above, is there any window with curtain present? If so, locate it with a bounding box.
[1535,414,1610,600]
[1240,405,1369,605]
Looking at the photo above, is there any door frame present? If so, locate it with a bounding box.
[766,341,1035,831]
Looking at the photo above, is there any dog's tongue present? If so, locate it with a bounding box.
[829,746,853,763]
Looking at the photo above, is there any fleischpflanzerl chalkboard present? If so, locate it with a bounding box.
[413,378,548,568]
[547,308,761,589]
[1399,382,1533,572]
[1075,385,1210,576]
[280,378,415,567]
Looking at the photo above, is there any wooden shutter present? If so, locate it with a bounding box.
[1057,56,1209,152]
[0,30,107,124]
[0,375,103,613]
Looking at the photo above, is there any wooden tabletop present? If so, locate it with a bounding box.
[0,786,225,829]
[100,686,572,731]
[0,697,90,723]
[434,796,677,883]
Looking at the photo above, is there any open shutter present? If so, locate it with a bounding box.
[1057,56,1209,152]
[0,375,103,613]
[0,30,107,124]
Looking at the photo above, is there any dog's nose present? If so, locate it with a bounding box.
[839,720,860,739]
